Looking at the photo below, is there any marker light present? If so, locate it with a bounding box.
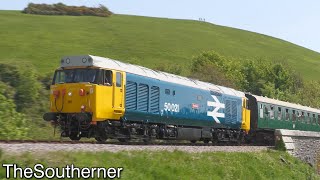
[79,89,85,96]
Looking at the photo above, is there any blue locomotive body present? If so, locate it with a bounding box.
[124,73,243,129]
[45,55,320,142]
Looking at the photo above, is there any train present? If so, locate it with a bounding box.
[43,55,320,144]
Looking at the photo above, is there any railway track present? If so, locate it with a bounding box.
[0,140,273,154]
[0,139,272,146]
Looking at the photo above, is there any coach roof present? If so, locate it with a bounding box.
[254,95,320,114]
[60,55,245,98]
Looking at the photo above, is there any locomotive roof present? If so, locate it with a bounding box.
[60,55,245,98]
[253,95,320,114]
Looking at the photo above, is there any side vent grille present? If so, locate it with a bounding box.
[138,84,149,112]
[225,100,231,124]
[225,99,237,124]
[125,81,137,110]
[231,101,237,123]
[150,86,160,113]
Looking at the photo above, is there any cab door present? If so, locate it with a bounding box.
[241,98,251,133]
[112,71,125,118]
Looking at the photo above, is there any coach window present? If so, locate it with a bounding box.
[301,112,305,123]
[264,105,269,118]
[165,89,170,95]
[104,70,112,86]
[307,113,310,124]
[277,107,282,120]
[292,110,296,121]
[116,72,122,87]
[285,109,290,121]
[270,106,274,119]
[259,104,264,118]
[297,111,301,121]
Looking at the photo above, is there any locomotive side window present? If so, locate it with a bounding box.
[116,72,122,87]
[104,70,112,86]
[165,89,170,95]
[53,70,66,84]
[245,99,249,109]
[277,107,282,120]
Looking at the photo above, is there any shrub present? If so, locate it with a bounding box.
[22,3,113,17]
[0,63,41,112]
[0,93,29,140]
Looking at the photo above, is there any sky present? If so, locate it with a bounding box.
[1,0,320,53]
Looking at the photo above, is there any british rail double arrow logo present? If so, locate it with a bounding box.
[207,95,225,123]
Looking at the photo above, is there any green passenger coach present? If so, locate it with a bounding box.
[250,95,320,132]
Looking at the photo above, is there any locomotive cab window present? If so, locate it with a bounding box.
[53,68,99,84]
[116,72,122,87]
[104,70,112,86]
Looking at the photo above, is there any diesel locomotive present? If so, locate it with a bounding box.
[43,55,320,143]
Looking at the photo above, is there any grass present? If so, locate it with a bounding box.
[0,150,318,179]
[0,11,320,79]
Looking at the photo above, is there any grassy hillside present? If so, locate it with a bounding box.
[0,150,319,179]
[0,11,320,79]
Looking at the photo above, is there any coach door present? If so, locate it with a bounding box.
[112,71,125,117]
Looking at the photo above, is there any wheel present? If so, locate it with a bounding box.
[190,140,197,143]
[69,132,81,141]
[143,138,152,144]
[203,139,210,144]
[95,137,107,143]
[118,138,129,143]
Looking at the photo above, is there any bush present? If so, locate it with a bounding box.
[22,3,113,17]
[0,93,29,140]
[0,63,41,112]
